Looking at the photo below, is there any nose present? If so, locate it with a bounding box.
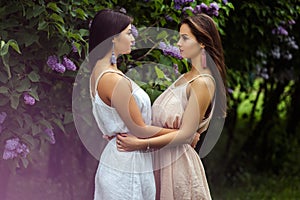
[131,34,135,42]
[177,38,182,47]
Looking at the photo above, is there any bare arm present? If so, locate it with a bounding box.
[98,72,174,138]
[117,77,215,151]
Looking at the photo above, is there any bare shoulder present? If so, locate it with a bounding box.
[190,76,215,91]
[99,72,131,87]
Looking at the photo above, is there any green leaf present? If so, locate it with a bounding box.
[63,111,73,124]
[22,134,35,147]
[75,8,88,20]
[7,40,21,54]
[31,124,41,136]
[47,2,63,13]
[10,92,20,109]
[16,78,31,92]
[28,89,39,101]
[53,118,65,133]
[38,20,48,30]
[20,157,29,168]
[155,66,164,79]
[0,86,9,94]
[28,71,40,82]
[40,119,52,128]
[50,13,64,24]
[0,43,9,56]
[156,31,168,40]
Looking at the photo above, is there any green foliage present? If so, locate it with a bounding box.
[0,0,233,170]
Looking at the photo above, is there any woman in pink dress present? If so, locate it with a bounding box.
[116,13,227,200]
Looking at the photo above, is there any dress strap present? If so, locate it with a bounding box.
[187,74,215,85]
[90,69,127,99]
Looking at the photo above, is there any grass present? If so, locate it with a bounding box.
[212,173,300,200]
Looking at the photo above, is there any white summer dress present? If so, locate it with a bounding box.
[91,70,155,200]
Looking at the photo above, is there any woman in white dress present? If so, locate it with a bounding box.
[89,9,198,200]
[116,13,227,200]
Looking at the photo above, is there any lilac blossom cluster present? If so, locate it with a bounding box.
[174,0,195,10]
[2,137,30,160]
[272,26,288,36]
[71,41,78,53]
[183,2,220,17]
[0,112,7,134]
[24,93,35,105]
[159,42,182,59]
[173,63,179,75]
[47,55,77,73]
[44,128,56,144]
[272,20,296,36]
[131,25,139,38]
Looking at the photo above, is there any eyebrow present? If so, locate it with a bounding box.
[180,34,189,37]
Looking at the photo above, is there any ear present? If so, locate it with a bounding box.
[200,43,205,49]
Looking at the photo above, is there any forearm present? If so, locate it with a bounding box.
[139,130,192,150]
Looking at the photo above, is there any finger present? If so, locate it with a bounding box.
[175,116,179,128]
[164,122,169,128]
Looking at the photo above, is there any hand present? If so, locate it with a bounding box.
[116,133,142,152]
[164,115,180,129]
[190,132,200,148]
[102,135,116,141]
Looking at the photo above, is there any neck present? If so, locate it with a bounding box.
[190,54,202,74]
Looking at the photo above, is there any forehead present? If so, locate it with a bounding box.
[123,24,131,31]
[179,23,192,35]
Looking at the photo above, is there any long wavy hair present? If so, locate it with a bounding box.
[180,13,227,117]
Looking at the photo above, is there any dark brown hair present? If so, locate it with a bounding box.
[88,9,133,63]
[180,13,227,117]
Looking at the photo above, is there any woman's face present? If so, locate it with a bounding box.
[114,24,135,55]
[177,23,201,59]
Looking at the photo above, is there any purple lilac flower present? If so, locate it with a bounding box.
[222,0,228,4]
[71,42,78,53]
[208,2,219,16]
[0,112,7,124]
[2,137,30,160]
[174,0,195,10]
[5,138,19,150]
[0,125,2,134]
[200,3,209,13]
[183,6,194,14]
[173,64,179,75]
[286,37,299,50]
[54,63,66,73]
[159,42,183,59]
[131,25,139,38]
[288,20,296,25]
[227,88,234,94]
[24,93,35,105]
[44,128,56,144]
[47,55,59,70]
[271,46,281,59]
[3,150,18,160]
[119,8,126,14]
[63,56,77,71]
[165,15,173,22]
[260,68,269,80]
[272,26,288,36]
[283,52,292,60]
